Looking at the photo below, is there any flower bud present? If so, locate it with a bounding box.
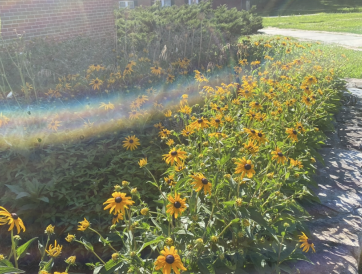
[165,237,173,246]
[131,188,138,194]
[122,181,130,186]
[112,253,120,261]
[211,236,218,243]
[65,256,76,265]
[140,207,149,216]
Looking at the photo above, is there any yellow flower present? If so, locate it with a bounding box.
[290,158,303,168]
[234,157,255,178]
[140,207,149,215]
[131,188,138,194]
[129,110,141,120]
[163,148,187,165]
[0,113,10,128]
[103,192,135,215]
[0,254,4,261]
[166,139,175,146]
[190,173,212,195]
[164,174,176,186]
[208,132,228,139]
[154,246,187,274]
[77,218,90,231]
[150,66,163,76]
[154,122,164,130]
[112,253,120,261]
[271,147,287,164]
[138,158,147,167]
[235,198,243,207]
[99,102,115,110]
[90,78,103,90]
[179,104,192,115]
[174,163,186,172]
[46,240,62,258]
[0,207,26,234]
[302,95,314,106]
[299,232,315,253]
[45,224,55,235]
[195,72,208,83]
[123,135,140,151]
[210,115,223,128]
[166,193,187,218]
[304,75,317,86]
[164,110,172,117]
[65,234,75,243]
[311,157,316,163]
[48,119,61,131]
[190,117,209,130]
[181,126,194,137]
[267,172,274,179]
[243,140,259,155]
[112,213,124,224]
[286,128,298,142]
[65,256,76,265]
[166,74,175,83]
[249,101,262,110]
[165,237,173,246]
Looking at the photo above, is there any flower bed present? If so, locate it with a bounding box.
[0,35,348,273]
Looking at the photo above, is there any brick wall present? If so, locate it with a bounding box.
[0,0,120,40]
[0,0,245,41]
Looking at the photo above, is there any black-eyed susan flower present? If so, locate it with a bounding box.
[244,128,258,139]
[159,128,171,138]
[164,110,172,117]
[166,74,175,83]
[123,135,140,151]
[166,193,187,218]
[302,95,314,106]
[163,148,187,165]
[249,101,262,110]
[112,213,124,225]
[164,174,176,186]
[210,115,223,128]
[65,255,76,265]
[90,78,103,90]
[295,122,305,132]
[290,158,303,168]
[154,122,164,130]
[208,131,228,139]
[299,232,315,253]
[243,139,259,155]
[150,66,162,76]
[174,164,185,172]
[246,110,257,120]
[190,173,212,195]
[179,104,192,115]
[195,73,208,83]
[181,126,194,137]
[256,113,266,122]
[286,128,298,142]
[129,110,141,120]
[46,240,62,257]
[234,157,255,178]
[65,234,75,243]
[154,246,187,274]
[48,119,61,131]
[45,224,55,235]
[166,139,175,146]
[103,192,135,215]
[77,218,90,231]
[304,75,317,86]
[190,117,209,130]
[256,130,268,144]
[271,147,287,164]
[99,102,115,110]
[0,207,26,234]
[138,158,147,168]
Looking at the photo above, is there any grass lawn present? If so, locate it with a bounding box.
[263,13,362,34]
[256,0,362,16]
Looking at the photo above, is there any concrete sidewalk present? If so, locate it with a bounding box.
[259,27,362,50]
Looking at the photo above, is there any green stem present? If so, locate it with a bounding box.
[41,236,50,261]
[89,227,117,252]
[75,240,106,264]
[11,230,18,268]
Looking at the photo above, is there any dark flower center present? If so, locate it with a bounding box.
[306,98,310,101]
[307,239,313,244]
[174,201,181,208]
[113,215,118,219]
[255,102,259,106]
[166,254,175,264]
[258,132,263,137]
[245,90,249,94]
[95,80,99,84]
[171,151,177,156]
[277,152,284,157]
[251,130,256,134]
[215,119,220,123]
[198,119,203,123]
[292,130,297,135]
[177,166,182,170]
[244,164,252,170]
[252,114,255,117]
[186,131,190,135]
[217,106,221,110]
[298,126,302,129]
[155,66,158,70]
[201,178,208,185]
[115,197,123,203]
[11,213,18,220]
[129,139,134,143]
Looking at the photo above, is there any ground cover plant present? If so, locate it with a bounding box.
[0,32,346,274]
[263,12,362,35]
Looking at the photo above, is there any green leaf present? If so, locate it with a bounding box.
[0,260,13,267]
[38,197,49,203]
[16,237,38,259]
[137,236,164,254]
[82,239,94,251]
[0,266,25,274]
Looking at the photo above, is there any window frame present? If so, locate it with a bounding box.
[119,1,135,9]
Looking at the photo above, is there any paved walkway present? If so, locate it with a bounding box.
[259,27,362,50]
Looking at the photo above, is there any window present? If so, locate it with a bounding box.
[161,0,172,6]
[119,1,135,8]
[188,0,199,4]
